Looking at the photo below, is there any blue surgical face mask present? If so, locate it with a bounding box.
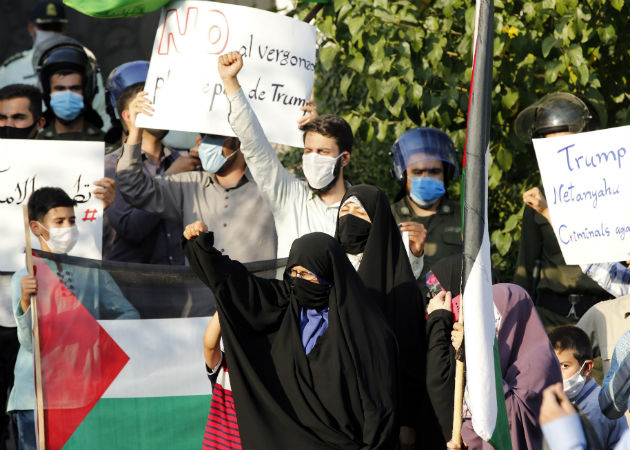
[409,176,445,208]
[198,136,235,173]
[50,91,84,121]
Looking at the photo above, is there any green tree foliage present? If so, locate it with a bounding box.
[284,0,630,279]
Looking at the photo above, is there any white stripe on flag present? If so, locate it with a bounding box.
[463,148,498,440]
[463,229,497,440]
[99,317,211,398]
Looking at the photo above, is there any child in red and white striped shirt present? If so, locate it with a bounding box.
[202,313,241,450]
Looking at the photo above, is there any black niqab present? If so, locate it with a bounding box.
[335,185,426,429]
[183,231,398,450]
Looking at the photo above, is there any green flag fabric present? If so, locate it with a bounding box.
[63,0,169,18]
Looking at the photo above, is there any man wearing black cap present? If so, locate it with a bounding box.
[0,0,110,131]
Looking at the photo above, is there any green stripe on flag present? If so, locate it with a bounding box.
[488,338,512,450]
[63,395,209,450]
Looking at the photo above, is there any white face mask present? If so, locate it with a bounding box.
[38,223,79,254]
[302,152,343,189]
[563,362,587,399]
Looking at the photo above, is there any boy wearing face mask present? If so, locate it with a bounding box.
[8,187,139,450]
[549,325,628,450]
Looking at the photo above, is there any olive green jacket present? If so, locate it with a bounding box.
[391,196,462,279]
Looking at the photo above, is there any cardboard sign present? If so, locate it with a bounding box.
[136,1,317,147]
[0,139,104,271]
[533,126,630,264]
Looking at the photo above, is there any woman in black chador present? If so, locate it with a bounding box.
[182,224,398,450]
[335,184,430,449]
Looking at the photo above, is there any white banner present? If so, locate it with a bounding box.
[136,1,317,147]
[0,139,104,271]
[533,126,630,264]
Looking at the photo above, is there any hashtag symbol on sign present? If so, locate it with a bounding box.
[82,209,97,222]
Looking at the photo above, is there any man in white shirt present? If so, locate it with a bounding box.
[218,52,424,275]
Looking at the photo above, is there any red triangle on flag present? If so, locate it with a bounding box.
[33,253,130,450]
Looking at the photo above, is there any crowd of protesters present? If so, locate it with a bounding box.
[1,1,629,450]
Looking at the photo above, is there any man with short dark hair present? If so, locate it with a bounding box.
[218,52,425,279]
[101,61,197,264]
[37,44,104,141]
[116,89,277,264]
[0,84,45,139]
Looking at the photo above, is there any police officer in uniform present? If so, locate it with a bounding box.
[0,0,110,131]
[37,43,104,141]
[390,128,462,281]
[513,92,611,327]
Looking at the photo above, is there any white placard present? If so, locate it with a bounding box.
[136,1,317,147]
[0,139,104,271]
[533,126,630,264]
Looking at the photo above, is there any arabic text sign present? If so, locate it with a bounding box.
[136,1,317,147]
[533,126,630,264]
[0,139,104,271]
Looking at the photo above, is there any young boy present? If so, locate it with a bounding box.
[8,187,138,450]
[549,325,628,450]
[202,312,241,450]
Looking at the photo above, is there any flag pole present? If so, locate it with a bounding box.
[451,0,494,445]
[451,302,465,446]
[303,3,324,23]
[23,205,46,450]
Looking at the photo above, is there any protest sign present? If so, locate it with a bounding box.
[136,1,317,147]
[533,126,630,264]
[0,139,104,271]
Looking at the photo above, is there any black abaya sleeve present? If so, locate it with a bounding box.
[182,232,289,331]
[425,309,456,442]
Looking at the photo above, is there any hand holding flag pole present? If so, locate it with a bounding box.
[23,205,46,450]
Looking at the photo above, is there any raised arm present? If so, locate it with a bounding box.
[115,91,186,222]
[182,221,288,332]
[218,52,303,213]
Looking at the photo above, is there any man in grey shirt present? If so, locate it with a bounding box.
[115,91,277,264]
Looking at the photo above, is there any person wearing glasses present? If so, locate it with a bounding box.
[183,222,398,450]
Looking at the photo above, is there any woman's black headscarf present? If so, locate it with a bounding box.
[335,184,426,431]
[183,231,398,450]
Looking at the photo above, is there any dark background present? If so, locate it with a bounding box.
[0,0,161,80]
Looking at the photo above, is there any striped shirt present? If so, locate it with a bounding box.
[203,354,242,450]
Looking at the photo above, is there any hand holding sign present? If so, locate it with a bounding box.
[297,100,318,128]
[128,91,154,145]
[92,177,116,210]
[523,187,551,223]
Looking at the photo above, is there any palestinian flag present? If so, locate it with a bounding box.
[461,0,512,448]
[30,250,283,450]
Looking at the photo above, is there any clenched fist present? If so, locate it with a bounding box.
[183,220,209,240]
